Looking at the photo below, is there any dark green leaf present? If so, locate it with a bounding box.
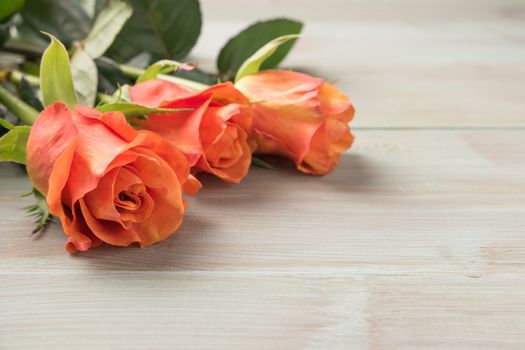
[20,62,40,76]
[18,77,43,111]
[0,125,30,164]
[218,18,303,76]
[0,20,10,45]
[235,34,300,82]
[96,56,133,94]
[82,0,133,59]
[0,10,21,45]
[40,33,78,108]
[107,0,201,63]
[20,0,93,47]
[6,20,48,54]
[173,67,217,86]
[0,0,25,22]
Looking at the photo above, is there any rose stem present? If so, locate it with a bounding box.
[5,69,114,104]
[0,81,39,125]
[2,43,210,91]
[117,64,209,92]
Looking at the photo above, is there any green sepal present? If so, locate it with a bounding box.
[137,59,194,83]
[40,32,78,108]
[22,188,52,237]
[251,156,276,170]
[218,18,303,78]
[97,102,191,119]
[0,117,15,130]
[235,34,300,82]
[0,125,30,164]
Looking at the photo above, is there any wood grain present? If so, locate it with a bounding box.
[194,0,525,127]
[2,274,524,350]
[1,130,524,348]
[1,130,524,275]
[2,1,525,348]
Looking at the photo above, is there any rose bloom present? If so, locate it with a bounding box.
[130,80,252,183]
[236,70,355,175]
[26,103,200,253]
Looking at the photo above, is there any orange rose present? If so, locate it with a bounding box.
[236,70,355,175]
[130,80,252,183]
[26,103,200,253]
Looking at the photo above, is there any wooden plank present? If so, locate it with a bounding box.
[200,0,525,21]
[1,130,524,273]
[191,0,525,127]
[1,131,524,347]
[2,0,525,344]
[1,274,524,349]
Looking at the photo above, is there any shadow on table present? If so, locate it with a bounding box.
[73,153,384,271]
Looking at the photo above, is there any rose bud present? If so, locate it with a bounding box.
[235,70,355,175]
[130,80,253,183]
[26,103,200,253]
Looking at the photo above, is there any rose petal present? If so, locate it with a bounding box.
[130,79,192,106]
[26,103,78,195]
[236,70,326,163]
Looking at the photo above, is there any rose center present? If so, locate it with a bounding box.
[115,187,144,211]
[205,126,243,168]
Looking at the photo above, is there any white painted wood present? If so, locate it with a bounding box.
[2,0,525,348]
[1,130,524,348]
[2,274,524,350]
[192,0,525,127]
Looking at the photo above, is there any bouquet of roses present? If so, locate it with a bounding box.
[0,0,355,253]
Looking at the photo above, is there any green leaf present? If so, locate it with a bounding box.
[0,84,39,125]
[235,34,300,82]
[20,0,93,47]
[0,21,11,46]
[7,20,48,52]
[0,118,15,130]
[20,62,41,77]
[40,33,78,108]
[251,156,276,170]
[71,47,98,106]
[23,188,52,237]
[108,0,201,63]
[18,77,44,111]
[111,84,132,103]
[137,59,194,83]
[218,18,303,76]
[97,102,190,119]
[68,0,132,106]
[0,125,30,164]
[0,3,22,46]
[96,57,133,94]
[82,0,133,59]
[96,83,131,105]
[173,67,217,86]
[0,0,25,22]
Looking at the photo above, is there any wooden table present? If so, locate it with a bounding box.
[1,0,524,348]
